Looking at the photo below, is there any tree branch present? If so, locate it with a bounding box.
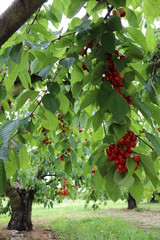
[0,0,47,48]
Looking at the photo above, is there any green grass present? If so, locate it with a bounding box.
[50,216,160,240]
[0,200,160,239]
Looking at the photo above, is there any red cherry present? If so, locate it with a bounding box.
[133,154,140,162]
[117,164,123,172]
[41,127,46,133]
[106,148,112,156]
[67,147,71,153]
[60,155,64,161]
[105,70,109,77]
[91,169,96,174]
[109,144,116,150]
[120,11,126,17]
[79,48,85,56]
[108,75,114,82]
[157,126,160,132]
[114,50,119,56]
[108,62,114,70]
[119,81,124,87]
[102,76,107,82]
[130,141,136,148]
[120,55,126,60]
[87,40,93,49]
[25,130,28,134]
[114,76,121,82]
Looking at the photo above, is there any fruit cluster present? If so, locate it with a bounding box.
[41,127,52,145]
[78,122,83,133]
[59,188,68,196]
[113,7,126,18]
[102,51,125,88]
[102,50,132,109]
[106,130,140,173]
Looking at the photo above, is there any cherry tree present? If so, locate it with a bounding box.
[0,0,160,231]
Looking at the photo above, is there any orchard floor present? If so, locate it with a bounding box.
[0,200,160,239]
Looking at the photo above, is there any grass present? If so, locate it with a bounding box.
[0,200,160,239]
[51,217,160,240]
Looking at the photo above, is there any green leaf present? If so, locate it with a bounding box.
[16,90,39,111]
[114,171,135,188]
[101,32,115,54]
[139,153,157,187]
[42,94,60,114]
[0,119,27,160]
[109,0,126,7]
[126,158,137,175]
[4,151,18,179]
[93,169,104,192]
[92,62,106,78]
[47,82,60,95]
[106,92,129,122]
[83,161,91,176]
[105,169,121,202]
[10,43,23,63]
[107,16,122,32]
[126,8,138,27]
[113,123,128,139]
[57,93,70,114]
[65,161,72,175]
[92,110,104,132]
[80,90,98,110]
[145,133,160,156]
[67,0,85,18]
[60,57,76,69]
[0,160,7,195]
[72,81,82,99]
[38,65,53,78]
[19,145,29,169]
[4,62,19,92]
[71,65,84,84]
[145,25,157,52]
[129,174,143,203]
[127,27,147,51]
[0,84,6,101]
[98,82,112,111]
[41,110,58,131]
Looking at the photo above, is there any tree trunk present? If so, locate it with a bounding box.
[127,192,137,209]
[6,180,34,231]
[0,0,47,47]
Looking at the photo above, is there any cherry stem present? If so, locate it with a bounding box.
[104,5,114,20]
[138,136,154,150]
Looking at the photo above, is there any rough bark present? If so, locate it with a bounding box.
[0,0,47,48]
[6,180,35,231]
[127,192,137,209]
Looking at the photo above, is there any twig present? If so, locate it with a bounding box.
[138,136,154,150]
[104,5,114,20]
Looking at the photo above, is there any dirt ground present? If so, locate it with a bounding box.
[0,207,160,239]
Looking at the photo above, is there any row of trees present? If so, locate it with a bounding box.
[0,0,160,231]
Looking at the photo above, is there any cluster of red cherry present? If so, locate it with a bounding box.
[102,51,125,88]
[106,130,140,173]
[78,122,83,133]
[102,50,132,109]
[59,188,68,196]
[41,127,52,145]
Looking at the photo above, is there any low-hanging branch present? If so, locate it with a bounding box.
[0,0,47,48]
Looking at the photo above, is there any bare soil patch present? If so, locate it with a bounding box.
[0,222,60,240]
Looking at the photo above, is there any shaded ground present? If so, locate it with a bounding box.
[0,206,160,239]
[0,221,60,240]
